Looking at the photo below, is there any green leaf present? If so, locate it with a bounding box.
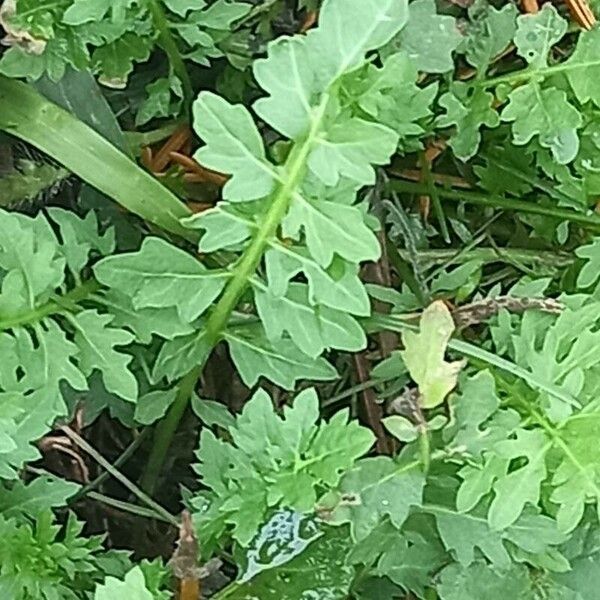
[191,397,235,429]
[70,310,138,402]
[401,300,465,409]
[437,83,499,161]
[135,76,183,127]
[382,416,418,442]
[253,282,366,358]
[99,289,195,344]
[567,28,600,108]
[463,1,518,73]
[134,388,177,425]
[94,566,154,599]
[283,182,381,267]
[193,91,277,202]
[164,0,206,17]
[152,330,212,383]
[63,0,138,25]
[0,209,65,315]
[252,0,409,140]
[550,413,600,532]
[224,325,337,389]
[437,562,534,600]
[384,0,461,73]
[344,52,437,149]
[514,3,567,68]
[94,237,230,323]
[502,83,582,164]
[227,527,355,599]
[576,238,600,288]
[0,476,79,519]
[327,455,424,540]
[92,33,153,84]
[428,504,565,569]
[184,203,254,253]
[193,388,374,546]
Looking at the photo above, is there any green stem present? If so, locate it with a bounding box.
[0,279,100,331]
[475,59,600,89]
[140,96,331,495]
[146,0,194,110]
[388,180,600,231]
[139,366,201,495]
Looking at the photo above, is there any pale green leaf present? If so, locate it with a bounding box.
[502,83,582,164]
[384,0,462,73]
[94,237,230,323]
[71,310,138,402]
[94,566,153,600]
[437,83,499,161]
[193,91,277,201]
[224,325,337,390]
[328,455,424,540]
[401,301,465,408]
[134,388,177,425]
[253,282,366,358]
[463,1,518,72]
[514,3,567,68]
[567,28,600,108]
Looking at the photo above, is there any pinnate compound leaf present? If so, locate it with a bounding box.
[401,301,465,408]
[193,388,374,546]
[224,325,337,390]
[94,237,230,323]
[94,566,153,599]
[514,3,567,68]
[252,0,409,141]
[502,83,581,164]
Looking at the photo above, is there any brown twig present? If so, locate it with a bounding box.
[564,0,596,29]
[352,353,392,455]
[150,125,191,172]
[170,151,228,187]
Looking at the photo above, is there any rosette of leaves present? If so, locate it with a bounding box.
[94,0,438,393]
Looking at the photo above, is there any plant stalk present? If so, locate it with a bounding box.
[388,179,600,231]
[140,97,330,495]
[146,0,194,110]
